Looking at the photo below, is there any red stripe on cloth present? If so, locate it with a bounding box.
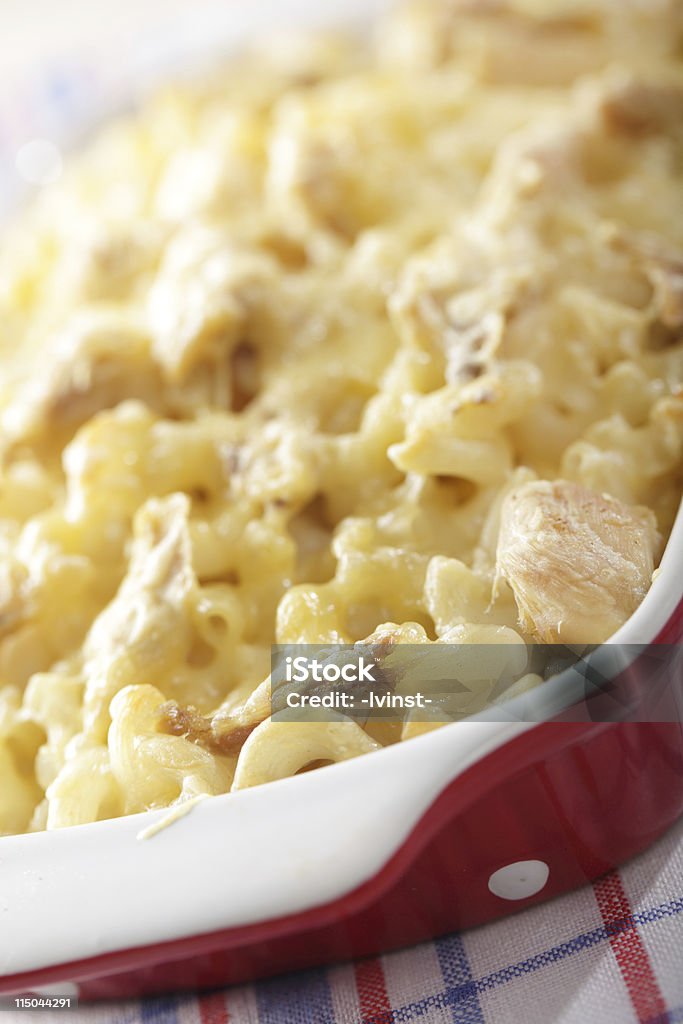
[594,871,667,1023]
[354,957,394,1024]
[198,992,229,1024]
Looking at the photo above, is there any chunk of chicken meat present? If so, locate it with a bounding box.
[605,227,683,331]
[496,480,659,644]
[600,77,683,140]
[1,311,162,448]
[81,492,198,737]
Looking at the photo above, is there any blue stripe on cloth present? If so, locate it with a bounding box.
[666,1007,683,1023]
[140,995,179,1023]
[435,933,485,1024]
[643,1009,683,1024]
[634,897,683,926]
[377,895,683,1023]
[255,967,335,1024]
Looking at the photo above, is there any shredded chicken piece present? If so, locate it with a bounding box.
[2,311,161,447]
[496,479,659,644]
[389,250,530,384]
[147,230,277,381]
[600,77,683,138]
[81,493,198,736]
[159,702,259,756]
[605,228,683,330]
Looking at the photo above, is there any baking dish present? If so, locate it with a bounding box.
[0,0,682,1001]
[0,493,679,999]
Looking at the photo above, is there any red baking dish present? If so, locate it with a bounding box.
[0,496,681,1001]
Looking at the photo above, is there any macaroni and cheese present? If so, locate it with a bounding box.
[0,0,682,834]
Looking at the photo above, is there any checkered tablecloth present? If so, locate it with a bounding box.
[15,814,680,1024]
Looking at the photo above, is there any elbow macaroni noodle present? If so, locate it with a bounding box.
[0,0,682,833]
